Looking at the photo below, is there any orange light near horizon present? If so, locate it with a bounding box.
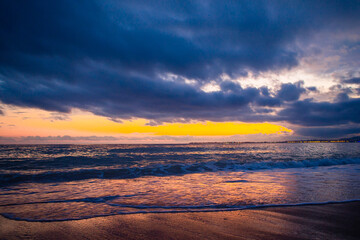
[32,116,292,136]
[0,106,292,137]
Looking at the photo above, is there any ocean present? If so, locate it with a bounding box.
[0,143,359,222]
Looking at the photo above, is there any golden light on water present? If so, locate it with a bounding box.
[0,171,293,220]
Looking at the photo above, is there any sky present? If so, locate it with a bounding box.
[0,0,360,144]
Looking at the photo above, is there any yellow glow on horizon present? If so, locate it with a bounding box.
[0,106,292,137]
[51,118,292,136]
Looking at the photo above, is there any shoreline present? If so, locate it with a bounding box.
[1,199,360,223]
[1,201,359,239]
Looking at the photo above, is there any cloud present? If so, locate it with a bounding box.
[276,81,306,102]
[0,69,261,121]
[44,113,71,122]
[278,98,360,126]
[1,0,359,81]
[306,87,317,92]
[0,0,308,81]
[296,125,360,138]
[342,77,360,84]
[0,0,360,139]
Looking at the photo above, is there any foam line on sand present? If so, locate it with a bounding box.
[0,201,359,239]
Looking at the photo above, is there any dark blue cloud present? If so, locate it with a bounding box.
[2,0,358,81]
[220,81,243,93]
[276,81,306,102]
[296,125,360,138]
[342,77,360,84]
[0,0,360,138]
[335,92,350,102]
[278,98,360,126]
[0,68,261,121]
[256,86,282,107]
[306,87,317,92]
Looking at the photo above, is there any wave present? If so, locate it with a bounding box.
[108,145,254,154]
[1,199,359,222]
[1,158,359,186]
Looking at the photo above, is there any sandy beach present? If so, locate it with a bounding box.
[0,201,359,240]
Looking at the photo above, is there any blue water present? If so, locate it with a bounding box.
[0,143,359,221]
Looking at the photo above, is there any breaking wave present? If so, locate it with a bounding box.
[1,157,359,185]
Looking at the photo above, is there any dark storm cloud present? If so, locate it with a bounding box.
[296,125,360,138]
[342,77,360,84]
[276,81,306,102]
[278,98,360,126]
[0,68,262,121]
[1,0,360,138]
[0,0,306,81]
[255,86,282,107]
[219,81,243,93]
[335,92,350,102]
[2,0,359,80]
[306,87,317,92]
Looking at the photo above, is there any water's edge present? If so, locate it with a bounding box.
[2,199,359,223]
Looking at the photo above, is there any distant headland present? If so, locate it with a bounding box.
[276,136,360,143]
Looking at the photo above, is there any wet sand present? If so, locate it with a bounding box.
[0,202,359,240]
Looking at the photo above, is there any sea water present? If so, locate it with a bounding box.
[0,143,359,221]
